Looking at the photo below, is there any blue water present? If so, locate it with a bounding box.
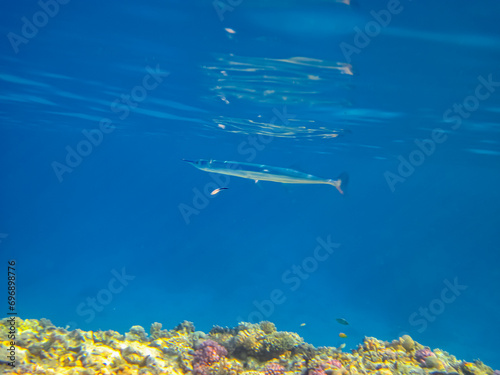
[2,0,500,368]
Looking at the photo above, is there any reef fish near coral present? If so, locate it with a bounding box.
[183,159,348,194]
[336,318,349,325]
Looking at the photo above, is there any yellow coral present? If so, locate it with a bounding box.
[236,328,264,353]
[0,318,496,375]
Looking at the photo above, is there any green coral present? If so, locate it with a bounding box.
[400,335,415,351]
[210,322,303,361]
[262,331,303,354]
[259,321,276,334]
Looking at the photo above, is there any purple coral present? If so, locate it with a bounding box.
[195,340,228,364]
[415,348,435,365]
[264,363,285,375]
[309,368,327,375]
[309,359,342,375]
[193,340,228,375]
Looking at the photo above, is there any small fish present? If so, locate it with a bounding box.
[336,318,349,325]
[210,187,228,196]
[300,323,306,327]
[339,332,347,338]
[339,343,346,349]
[183,159,348,194]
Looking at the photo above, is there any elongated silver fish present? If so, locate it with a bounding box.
[183,159,348,194]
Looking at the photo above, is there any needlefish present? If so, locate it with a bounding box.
[183,159,348,194]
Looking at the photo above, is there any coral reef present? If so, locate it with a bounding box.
[193,340,229,375]
[0,318,497,375]
[415,347,436,365]
[209,322,303,361]
[264,363,285,375]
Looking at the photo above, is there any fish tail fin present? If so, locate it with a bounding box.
[329,172,349,195]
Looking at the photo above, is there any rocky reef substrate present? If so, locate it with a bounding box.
[0,318,496,375]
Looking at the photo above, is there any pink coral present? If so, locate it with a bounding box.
[264,363,285,375]
[324,359,343,369]
[194,340,228,364]
[415,348,435,365]
[309,368,327,375]
[193,340,228,375]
